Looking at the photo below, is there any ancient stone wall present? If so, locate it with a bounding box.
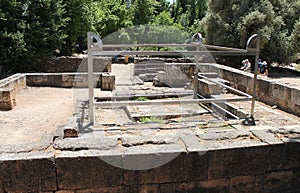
[1,142,299,192]
[199,64,300,117]
[44,56,112,73]
[0,74,26,110]
[0,89,16,110]
[0,74,26,92]
[26,73,115,91]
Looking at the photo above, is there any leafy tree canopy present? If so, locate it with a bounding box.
[202,0,300,64]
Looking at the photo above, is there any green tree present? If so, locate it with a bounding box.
[201,0,300,64]
[96,0,133,38]
[0,0,67,71]
[61,0,96,55]
[131,0,159,25]
[23,0,67,55]
[0,0,27,71]
[171,0,207,28]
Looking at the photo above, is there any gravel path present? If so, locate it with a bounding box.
[0,87,73,145]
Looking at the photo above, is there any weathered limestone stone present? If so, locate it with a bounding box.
[0,152,56,192]
[63,117,80,138]
[100,73,115,91]
[121,135,178,147]
[229,175,256,193]
[255,170,295,192]
[56,151,123,190]
[0,88,16,110]
[54,137,118,151]
[200,178,229,192]
[123,145,187,184]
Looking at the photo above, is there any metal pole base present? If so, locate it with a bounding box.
[242,116,256,126]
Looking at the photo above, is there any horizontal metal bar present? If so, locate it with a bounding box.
[197,74,252,98]
[102,44,247,52]
[94,97,252,107]
[103,44,193,48]
[91,50,257,56]
[197,93,240,120]
[204,45,247,52]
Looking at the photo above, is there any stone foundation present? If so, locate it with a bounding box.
[44,56,112,73]
[199,64,300,117]
[26,73,115,91]
[0,88,16,110]
[0,73,115,110]
[0,74,26,92]
[0,74,26,110]
[1,142,300,192]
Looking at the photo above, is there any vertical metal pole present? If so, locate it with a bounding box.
[194,46,199,98]
[250,35,260,117]
[87,33,94,125]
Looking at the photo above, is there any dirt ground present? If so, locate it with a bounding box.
[0,87,73,145]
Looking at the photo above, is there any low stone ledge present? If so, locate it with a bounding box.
[0,88,16,111]
[0,152,56,192]
[1,142,300,192]
[26,73,116,90]
[200,63,300,116]
[0,74,26,92]
[56,150,123,190]
[63,117,80,138]
[0,134,52,154]
[53,137,118,151]
[123,145,187,184]
[121,135,179,147]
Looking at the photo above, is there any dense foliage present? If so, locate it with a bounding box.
[201,0,300,64]
[0,0,299,72]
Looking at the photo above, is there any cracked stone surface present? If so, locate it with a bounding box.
[54,137,118,151]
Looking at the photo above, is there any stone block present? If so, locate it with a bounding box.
[255,170,294,192]
[158,182,203,193]
[56,151,123,190]
[207,144,284,179]
[291,168,300,191]
[282,142,300,169]
[63,125,79,138]
[257,79,271,100]
[75,185,143,193]
[199,178,229,193]
[63,117,80,138]
[123,145,187,185]
[54,137,118,151]
[0,168,3,193]
[198,79,221,98]
[271,83,286,102]
[0,152,56,192]
[100,73,115,91]
[186,151,208,182]
[62,74,76,88]
[0,89,16,111]
[229,175,255,193]
[250,129,282,144]
[224,145,284,176]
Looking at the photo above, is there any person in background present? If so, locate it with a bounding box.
[258,61,268,76]
[240,59,251,71]
[258,59,263,69]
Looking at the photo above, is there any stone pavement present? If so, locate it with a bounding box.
[52,63,300,162]
[1,64,300,192]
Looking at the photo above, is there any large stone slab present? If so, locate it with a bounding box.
[0,152,56,192]
[56,150,124,190]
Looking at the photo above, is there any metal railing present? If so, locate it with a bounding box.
[87,32,260,124]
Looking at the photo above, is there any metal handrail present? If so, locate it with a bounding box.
[87,32,260,125]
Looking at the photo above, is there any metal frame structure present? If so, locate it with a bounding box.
[87,32,260,125]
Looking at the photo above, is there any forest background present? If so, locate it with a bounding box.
[0,0,299,72]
